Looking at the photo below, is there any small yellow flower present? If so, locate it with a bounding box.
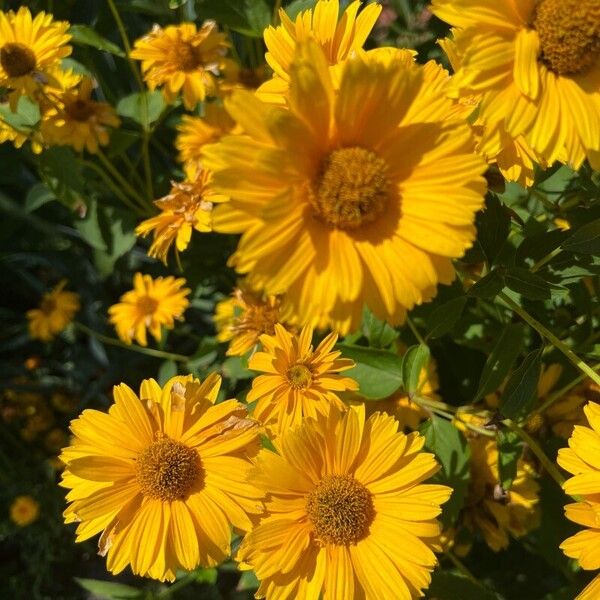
[41,77,120,153]
[108,273,190,346]
[238,405,451,599]
[10,495,40,527]
[214,287,283,356]
[131,21,229,110]
[26,280,80,342]
[246,324,358,437]
[558,402,600,599]
[175,103,238,167]
[60,374,262,581]
[136,165,227,264]
[0,7,71,108]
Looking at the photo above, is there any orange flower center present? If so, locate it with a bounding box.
[66,98,96,122]
[0,43,36,78]
[309,146,390,230]
[136,437,201,501]
[534,0,600,75]
[287,363,313,389]
[40,297,57,315]
[306,474,374,545]
[175,41,202,72]
[136,295,158,315]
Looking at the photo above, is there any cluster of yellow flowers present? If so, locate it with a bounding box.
[0,7,119,153]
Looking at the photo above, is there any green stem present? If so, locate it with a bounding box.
[272,0,283,24]
[158,573,197,598]
[74,322,190,363]
[498,292,600,387]
[406,316,427,346]
[503,418,566,490]
[530,247,563,273]
[446,551,481,587]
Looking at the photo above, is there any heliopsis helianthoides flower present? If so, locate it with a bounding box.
[136,165,227,264]
[41,77,120,153]
[455,413,540,552]
[0,7,71,108]
[203,42,487,333]
[176,103,238,167]
[108,273,190,346]
[26,279,80,342]
[238,405,452,599]
[9,495,40,527]
[257,0,381,102]
[558,402,600,599]
[214,287,283,357]
[130,21,229,110]
[60,374,262,581]
[432,0,600,171]
[246,324,358,437]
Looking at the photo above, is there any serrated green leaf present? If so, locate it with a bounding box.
[74,578,142,599]
[467,269,505,299]
[222,356,253,380]
[476,194,510,266]
[505,267,555,300]
[475,323,524,400]
[497,429,522,490]
[500,347,543,420]
[562,219,600,255]
[69,25,126,57]
[38,146,86,210]
[198,0,270,37]
[117,91,165,128]
[401,344,430,394]
[0,95,40,130]
[336,344,402,400]
[426,296,468,339]
[420,415,470,527]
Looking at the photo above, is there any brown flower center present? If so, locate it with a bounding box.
[177,42,201,72]
[136,437,201,501]
[306,475,374,545]
[533,0,600,75]
[66,98,96,122]
[40,297,57,315]
[309,147,390,230]
[137,295,158,315]
[287,363,313,389]
[0,43,36,78]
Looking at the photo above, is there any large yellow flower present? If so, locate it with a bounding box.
[41,77,120,153]
[136,165,227,264]
[108,273,190,346]
[60,374,262,581]
[26,280,80,342]
[203,42,487,333]
[238,406,451,599]
[214,287,283,357]
[0,7,71,108]
[247,324,358,437]
[432,0,600,171]
[558,402,600,599]
[131,21,228,110]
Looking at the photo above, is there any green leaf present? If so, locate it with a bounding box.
[222,356,253,380]
[476,194,510,266]
[497,429,522,490]
[68,25,126,57]
[284,0,316,19]
[475,323,524,400]
[467,269,505,299]
[426,296,468,339]
[361,306,398,348]
[237,570,259,590]
[117,91,165,127]
[198,0,271,37]
[428,571,500,600]
[562,218,600,255]
[24,183,55,212]
[74,578,142,599]
[38,146,86,210]
[336,344,403,400]
[504,267,555,300]
[500,347,543,420]
[193,567,218,584]
[420,415,470,527]
[401,344,430,394]
[158,360,178,385]
[0,95,40,130]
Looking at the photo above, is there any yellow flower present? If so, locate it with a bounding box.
[455,413,540,551]
[0,7,71,108]
[214,287,283,356]
[262,0,381,82]
[108,273,190,346]
[558,402,600,599]
[246,324,358,437]
[238,405,451,599]
[432,0,600,171]
[26,280,80,342]
[175,103,238,167]
[130,21,228,110]
[60,374,262,581]
[10,495,40,527]
[203,42,487,334]
[136,165,227,264]
[41,77,120,153]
